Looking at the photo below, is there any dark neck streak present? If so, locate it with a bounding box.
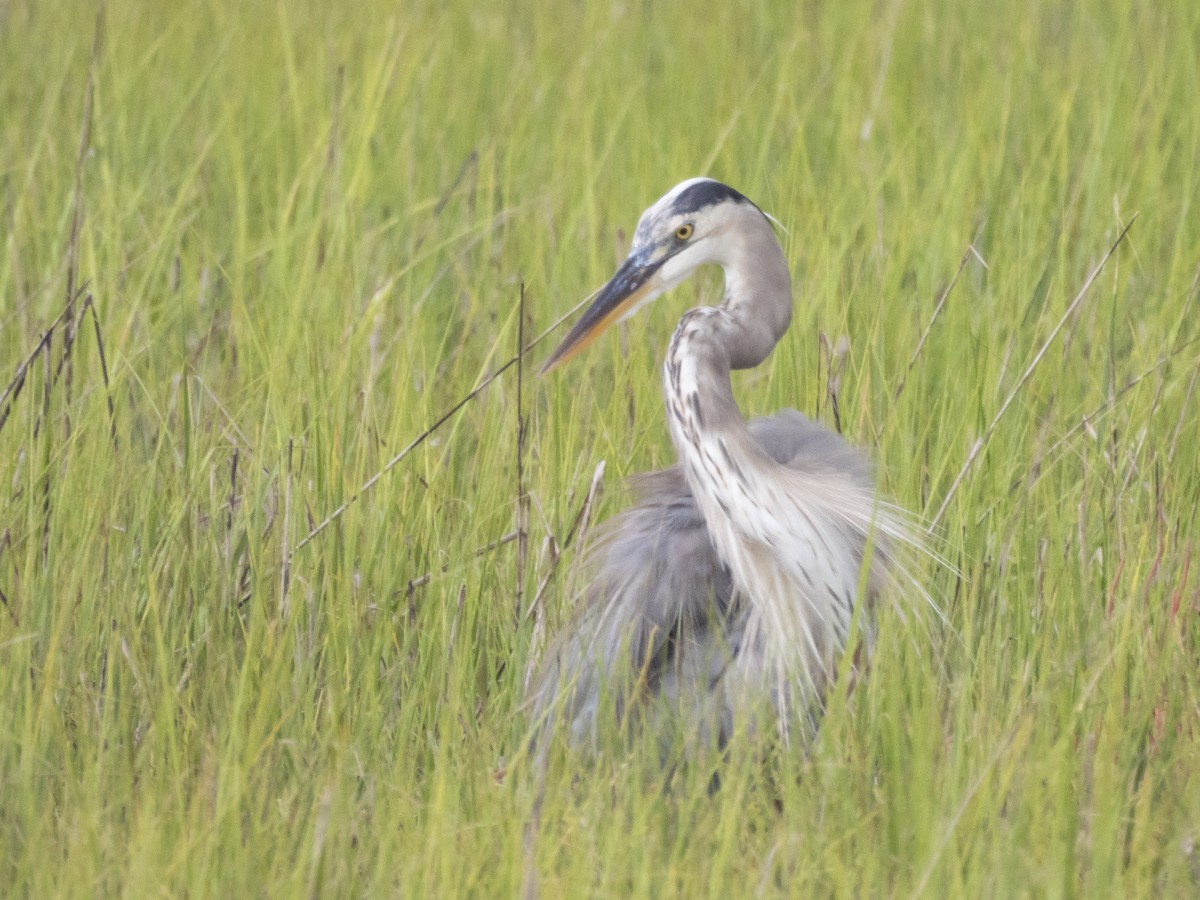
[662,310,762,518]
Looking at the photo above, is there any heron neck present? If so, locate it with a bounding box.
[714,216,792,370]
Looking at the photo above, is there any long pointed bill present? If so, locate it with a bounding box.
[540,249,666,374]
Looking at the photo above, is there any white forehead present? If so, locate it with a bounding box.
[633,178,753,243]
[657,177,722,209]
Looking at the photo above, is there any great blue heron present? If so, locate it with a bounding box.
[531,178,926,754]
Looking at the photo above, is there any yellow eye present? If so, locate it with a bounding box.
[674,223,694,241]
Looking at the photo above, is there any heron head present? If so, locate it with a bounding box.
[541,178,772,373]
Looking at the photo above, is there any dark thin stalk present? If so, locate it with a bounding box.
[0,288,83,437]
[404,530,520,595]
[40,333,53,567]
[515,282,529,621]
[894,243,983,402]
[83,295,118,449]
[281,438,294,614]
[63,2,105,434]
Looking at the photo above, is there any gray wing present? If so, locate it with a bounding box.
[750,409,873,489]
[528,409,872,753]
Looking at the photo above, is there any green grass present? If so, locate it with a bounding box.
[2,0,1198,895]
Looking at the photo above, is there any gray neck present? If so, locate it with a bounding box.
[713,210,792,371]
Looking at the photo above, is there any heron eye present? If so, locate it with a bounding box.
[674,223,694,241]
